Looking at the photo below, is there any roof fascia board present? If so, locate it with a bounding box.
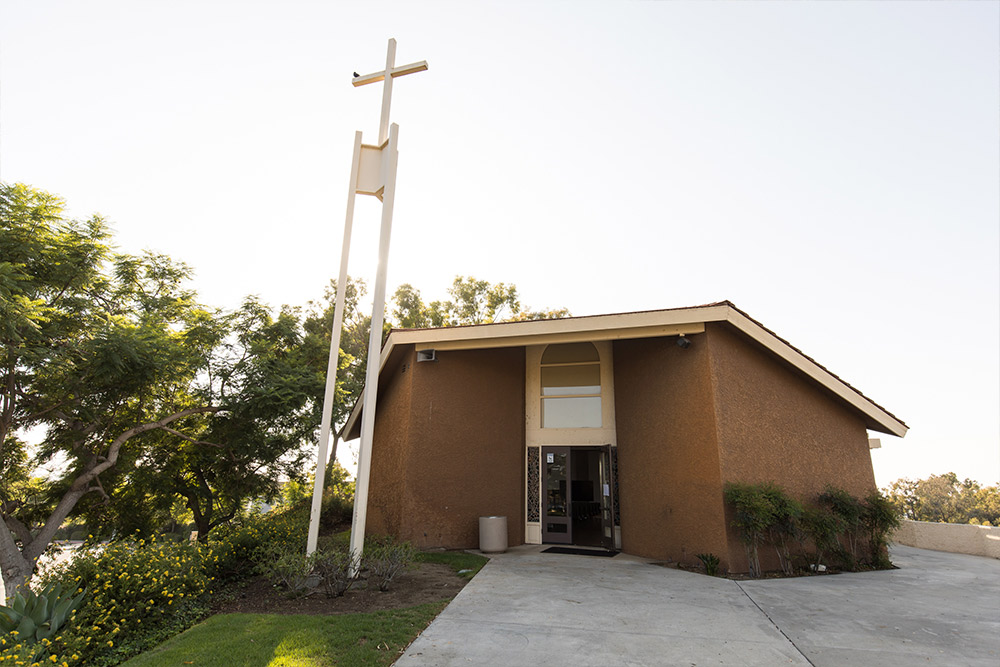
[341,303,907,440]
[724,308,908,438]
[340,306,726,440]
[415,322,706,352]
[394,305,729,347]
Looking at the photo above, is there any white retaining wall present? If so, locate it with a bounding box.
[893,519,1000,559]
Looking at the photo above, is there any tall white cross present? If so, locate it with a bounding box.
[352,39,428,144]
[306,39,427,568]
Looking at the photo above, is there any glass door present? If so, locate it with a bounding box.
[599,446,616,551]
[542,447,571,544]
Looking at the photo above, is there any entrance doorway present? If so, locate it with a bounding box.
[542,446,616,549]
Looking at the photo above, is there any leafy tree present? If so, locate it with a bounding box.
[391,276,570,329]
[0,183,320,598]
[884,473,1000,526]
[969,486,1000,526]
[883,477,920,521]
[303,277,373,430]
[1,182,215,597]
[302,277,378,474]
[391,283,429,329]
[439,276,520,325]
[110,298,326,543]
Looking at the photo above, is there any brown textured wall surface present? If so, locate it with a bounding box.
[613,337,730,567]
[364,323,877,574]
[366,345,526,549]
[706,323,876,573]
[364,345,414,538]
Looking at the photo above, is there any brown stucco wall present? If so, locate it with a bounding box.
[613,336,730,567]
[365,345,526,550]
[363,322,877,574]
[364,345,414,538]
[706,322,876,573]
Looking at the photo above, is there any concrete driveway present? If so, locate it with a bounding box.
[396,545,1000,666]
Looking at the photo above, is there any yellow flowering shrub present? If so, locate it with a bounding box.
[206,501,311,581]
[38,536,210,666]
[0,632,76,666]
[16,485,349,665]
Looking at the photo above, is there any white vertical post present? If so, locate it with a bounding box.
[311,38,424,569]
[377,39,397,144]
[306,131,364,555]
[349,123,400,570]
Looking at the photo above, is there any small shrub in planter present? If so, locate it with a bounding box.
[818,486,865,570]
[320,463,355,530]
[763,485,802,576]
[723,482,777,578]
[799,506,844,571]
[860,490,901,569]
[320,493,354,530]
[254,543,318,598]
[313,547,360,597]
[364,537,416,592]
[695,553,721,576]
[208,518,268,582]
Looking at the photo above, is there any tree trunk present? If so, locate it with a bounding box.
[0,522,34,605]
[185,490,213,544]
[195,517,211,543]
[0,406,220,600]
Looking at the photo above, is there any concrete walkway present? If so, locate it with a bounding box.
[396,545,1000,666]
[740,546,1000,666]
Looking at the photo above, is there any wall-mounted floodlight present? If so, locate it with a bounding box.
[416,349,437,362]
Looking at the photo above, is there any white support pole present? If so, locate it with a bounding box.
[349,123,400,572]
[377,39,397,145]
[306,131,364,555]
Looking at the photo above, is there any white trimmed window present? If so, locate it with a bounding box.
[540,342,602,428]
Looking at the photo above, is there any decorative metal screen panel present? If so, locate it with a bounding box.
[526,447,540,522]
[611,446,620,526]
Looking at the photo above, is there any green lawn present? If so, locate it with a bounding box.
[414,550,488,579]
[122,602,446,667]
[121,550,488,666]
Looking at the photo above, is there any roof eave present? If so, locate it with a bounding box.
[339,303,908,441]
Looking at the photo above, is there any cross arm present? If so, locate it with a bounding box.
[352,60,429,87]
[390,61,428,78]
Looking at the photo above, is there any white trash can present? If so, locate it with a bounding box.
[479,516,508,553]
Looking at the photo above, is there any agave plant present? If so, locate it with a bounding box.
[0,582,87,643]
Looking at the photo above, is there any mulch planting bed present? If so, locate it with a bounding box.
[212,562,469,616]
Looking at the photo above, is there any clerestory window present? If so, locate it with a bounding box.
[540,342,602,428]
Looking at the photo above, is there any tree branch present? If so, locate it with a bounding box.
[158,427,224,449]
[24,400,74,423]
[87,475,110,504]
[208,509,236,531]
[1,513,34,548]
[23,405,224,563]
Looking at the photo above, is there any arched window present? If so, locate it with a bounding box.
[540,342,601,428]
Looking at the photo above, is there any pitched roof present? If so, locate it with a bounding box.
[340,301,907,439]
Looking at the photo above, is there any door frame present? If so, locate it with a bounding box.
[597,445,616,551]
[541,447,572,544]
[540,445,617,549]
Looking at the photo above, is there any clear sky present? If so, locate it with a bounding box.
[2,1,997,487]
